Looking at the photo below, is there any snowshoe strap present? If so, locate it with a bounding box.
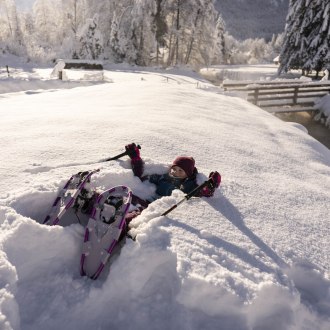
[100,204,116,223]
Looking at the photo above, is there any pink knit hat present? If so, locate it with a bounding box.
[171,156,196,177]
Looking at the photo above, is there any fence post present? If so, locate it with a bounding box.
[253,88,259,105]
[293,86,298,105]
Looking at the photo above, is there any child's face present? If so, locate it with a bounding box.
[170,166,188,179]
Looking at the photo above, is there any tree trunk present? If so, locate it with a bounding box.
[184,8,201,65]
[4,4,14,37]
[167,14,175,66]
[175,0,180,65]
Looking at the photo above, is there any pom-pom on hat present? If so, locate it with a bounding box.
[171,156,196,177]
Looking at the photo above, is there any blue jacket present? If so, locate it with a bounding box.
[147,173,198,198]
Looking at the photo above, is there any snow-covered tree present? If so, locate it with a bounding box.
[303,0,330,74]
[109,10,127,62]
[1,0,232,67]
[109,0,157,65]
[27,0,65,60]
[153,0,168,65]
[279,0,330,75]
[78,14,104,60]
[278,0,307,73]
[194,1,227,66]
[211,15,226,64]
[61,0,87,38]
[108,3,138,64]
[33,0,57,45]
[60,0,88,59]
[0,0,24,55]
[123,0,157,65]
[83,0,118,55]
[0,0,15,39]
[271,33,285,56]
[164,0,221,67]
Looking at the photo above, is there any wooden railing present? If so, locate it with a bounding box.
[222,79,305,91]
[246,82,330,112]
[222,80,330,113]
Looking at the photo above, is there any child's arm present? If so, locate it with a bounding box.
[125,143,144,178]
[198,171,221,197]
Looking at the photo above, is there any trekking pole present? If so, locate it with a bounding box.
[128,178,214,242]
[102,144,141,162]
[27,145,142,173]
[161,178,213,216]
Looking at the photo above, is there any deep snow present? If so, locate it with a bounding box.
[0,58,329,330]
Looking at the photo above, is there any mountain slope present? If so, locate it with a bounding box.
[215,0,289,40]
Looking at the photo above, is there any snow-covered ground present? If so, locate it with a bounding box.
[200,64,285,83]
[0,57,330,330]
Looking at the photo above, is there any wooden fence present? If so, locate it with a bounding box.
[222,80,330,113]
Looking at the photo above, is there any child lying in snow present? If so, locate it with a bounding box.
[123,143,221,225]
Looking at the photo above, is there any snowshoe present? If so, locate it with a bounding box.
[43,169,99,226]
[80,185,132,280]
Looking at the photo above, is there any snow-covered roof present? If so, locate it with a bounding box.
[55,59,103,65]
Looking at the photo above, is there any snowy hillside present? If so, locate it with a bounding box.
[0,61,329,330]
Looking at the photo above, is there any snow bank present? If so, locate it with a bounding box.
[0,62,329,329]
[314,94,330,128]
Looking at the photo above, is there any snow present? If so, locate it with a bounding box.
[0,56,330,330]
[314,95,330,128]
[200,64,284,82]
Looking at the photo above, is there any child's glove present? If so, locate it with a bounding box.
[208,171,221,189]
[125,143,143,177]
[200,171,221,197]
[125,143,141,160]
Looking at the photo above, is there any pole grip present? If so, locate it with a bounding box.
[103,144,141,162]
[185,179,212,200]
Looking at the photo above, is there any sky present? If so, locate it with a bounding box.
[0,55,329,330]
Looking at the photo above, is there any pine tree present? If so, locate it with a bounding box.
[78,14,104,60]
[109,10,127,62]
[306,0,330,74]
[279,0,330,75]
[279,0,307,73]
[193,0,222,66]
[110,0,157,66]
[83,0,117,54]
[154,0,168,65]
[129,0,157,66]
[211,15,226,64]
